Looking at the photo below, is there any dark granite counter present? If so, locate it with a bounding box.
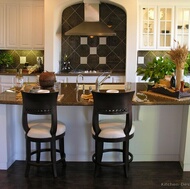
[1,83,190,106]
[0,71,125,77]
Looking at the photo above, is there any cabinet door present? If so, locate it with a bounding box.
[6,4,19,48]
[5,1,44,50]
[19,3,33,49]
[175,8,190,49]
[139,6,157,49]
[32,4,44,49]
[157,7,174,49]
[0,3,5,48]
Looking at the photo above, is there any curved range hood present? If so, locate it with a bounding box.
[65,2,116,37]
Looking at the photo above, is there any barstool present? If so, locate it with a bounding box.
[21,91,66,177]
[91,91,134,177]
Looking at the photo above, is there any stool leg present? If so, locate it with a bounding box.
[36,142,41,174]
[59,137,66,166]
[51,139,57,177]
[128,152,133,164]
[94,141,103,177]
[36,142,41,163]
[123,141,129,178]
[25,138,31,177]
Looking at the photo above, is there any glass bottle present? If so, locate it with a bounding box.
[170,73,175,88]
[15,69,23,90]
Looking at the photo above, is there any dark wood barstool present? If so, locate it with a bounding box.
[21,91,66,177]
[91,91,134,178]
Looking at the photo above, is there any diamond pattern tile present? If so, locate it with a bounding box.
[0,50,44,70]
[137,51,171,66]
[61,3,126,73]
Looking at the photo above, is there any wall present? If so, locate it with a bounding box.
[44,0,138,82]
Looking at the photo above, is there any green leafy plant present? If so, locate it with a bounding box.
[0,53,13,68]
[186,54,190,72]
[136,57,176,83]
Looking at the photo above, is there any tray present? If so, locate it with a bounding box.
[150,87,190,99]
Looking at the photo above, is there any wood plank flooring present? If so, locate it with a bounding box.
[0,161,190,189]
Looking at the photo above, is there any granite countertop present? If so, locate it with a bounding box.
[1,83,190,106]
[56,71,125,76]
[0,70,125,77]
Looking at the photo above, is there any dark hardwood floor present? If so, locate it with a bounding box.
[0,161,190,189]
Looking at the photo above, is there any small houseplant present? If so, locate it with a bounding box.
[0,53,13,71]
[136,56,176,84]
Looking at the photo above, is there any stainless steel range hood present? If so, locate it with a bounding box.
[65,2,116,36]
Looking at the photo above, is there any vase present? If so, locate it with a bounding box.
[175,68,184,90]
[39,71,56,88]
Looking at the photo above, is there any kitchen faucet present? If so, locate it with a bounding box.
[76,74,85,92]
[96,73,111,92]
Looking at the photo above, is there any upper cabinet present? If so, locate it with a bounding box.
[140,6,156,49]
[19,2,44,49]
[0,3,5,47]
[0,0,44,50]
[157,7,174,49]
[31,4,44,49]
[6,3,19,48]
[139,5,174,50]
[175,7,190,50]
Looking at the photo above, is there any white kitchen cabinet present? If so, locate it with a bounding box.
[6,3,19,49]
[157,6,174,49]
[19,3,33,49]
[139,6,157,49]
[139,5,174,50]
[18,1,44,49]
[19,2,44,49]
[32,4,44,49]
[0,3,5,48]
[1,0,44,50]
[175,7,190,50]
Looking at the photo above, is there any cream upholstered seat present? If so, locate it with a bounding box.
[92,119,135,163]
[28,119,66,138]
[92,120,135,138]
[21,91,66,178]
[91,91,134,178]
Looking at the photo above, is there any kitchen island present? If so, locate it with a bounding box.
[0,83,190,173]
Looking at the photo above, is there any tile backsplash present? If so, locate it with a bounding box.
[137,51,170,66]
[61,3,126,73]
[0,50,44,70]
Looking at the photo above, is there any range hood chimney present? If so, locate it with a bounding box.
[65,2,116,36]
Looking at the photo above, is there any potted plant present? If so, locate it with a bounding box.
[136,56,176,84]
[0,53,13,71]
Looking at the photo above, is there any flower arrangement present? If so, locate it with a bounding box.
[167,40,188,69]
[167,40,189,90]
